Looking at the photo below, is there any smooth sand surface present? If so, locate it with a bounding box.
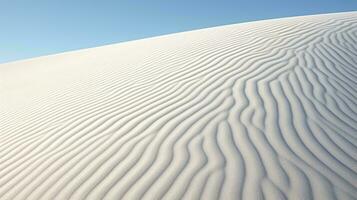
[0,12,357,200]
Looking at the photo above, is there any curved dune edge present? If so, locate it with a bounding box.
[0,12,357,200]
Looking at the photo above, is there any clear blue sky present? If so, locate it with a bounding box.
[1,0,356,64]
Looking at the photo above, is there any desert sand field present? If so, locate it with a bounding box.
[0,12,357,200]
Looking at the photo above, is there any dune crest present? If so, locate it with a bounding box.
[1,12,357,200]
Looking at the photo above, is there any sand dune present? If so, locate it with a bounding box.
[1,12,357,200]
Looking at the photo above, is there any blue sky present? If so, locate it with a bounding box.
[1,0,356,64]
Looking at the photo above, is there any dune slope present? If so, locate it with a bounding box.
[1,12,357,200]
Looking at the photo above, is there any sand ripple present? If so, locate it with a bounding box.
[0,12,357,200]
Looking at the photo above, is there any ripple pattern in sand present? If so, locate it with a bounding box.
[0,12,357,200]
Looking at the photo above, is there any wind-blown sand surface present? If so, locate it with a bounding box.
[1,12,357,200]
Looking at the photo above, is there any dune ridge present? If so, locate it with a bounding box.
[0,12,357,200]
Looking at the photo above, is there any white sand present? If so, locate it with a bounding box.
[0,12,357,200]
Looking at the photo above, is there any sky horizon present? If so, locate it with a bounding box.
[1,0,357,64]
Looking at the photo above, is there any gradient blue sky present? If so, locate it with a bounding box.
[1,0,357,64]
